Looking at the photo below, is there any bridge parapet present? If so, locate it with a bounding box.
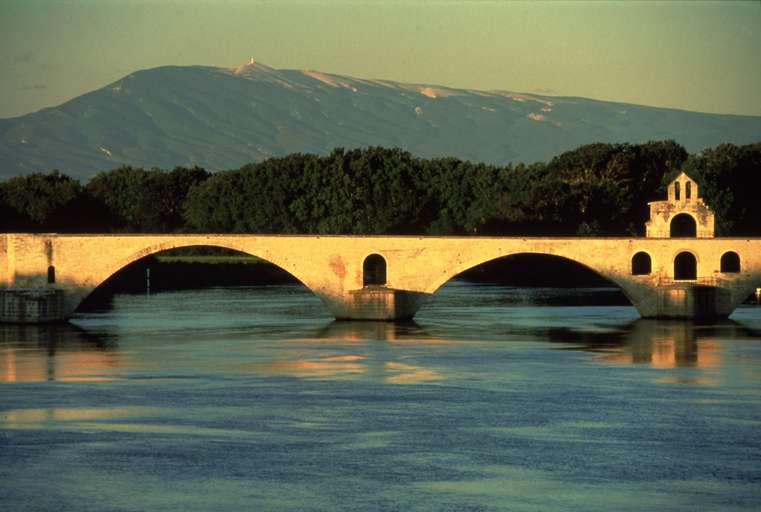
[655,276,727,287]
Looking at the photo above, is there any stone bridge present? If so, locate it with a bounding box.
[2,172,760,323]
[1,233,760,322]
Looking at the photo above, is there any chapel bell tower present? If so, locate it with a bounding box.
[645,172,715,238]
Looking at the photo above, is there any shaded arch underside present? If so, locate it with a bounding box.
[631,252,652,275]
[721,251,741,273]
[74,243,314,313]
[670,213,697,238]
[674,252,698,280]
[427,252,636,307]
[363,254,387,286]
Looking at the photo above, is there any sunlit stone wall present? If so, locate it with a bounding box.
[1,233,761,321]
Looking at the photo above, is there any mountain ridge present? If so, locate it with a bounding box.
[2,61,760,180]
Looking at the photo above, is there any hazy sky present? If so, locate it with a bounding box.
[1,0,760,119]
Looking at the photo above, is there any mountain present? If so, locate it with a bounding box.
[2,61,760,180]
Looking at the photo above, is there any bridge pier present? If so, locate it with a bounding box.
[638,284,733,320]
[0,286,431,323]
[328,287,429,321]
[0,288,65,323]
[0,282,744,323]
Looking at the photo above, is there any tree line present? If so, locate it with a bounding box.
[1,141,759,236]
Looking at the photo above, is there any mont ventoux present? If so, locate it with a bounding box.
[2,59,761,180]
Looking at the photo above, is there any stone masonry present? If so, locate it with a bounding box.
[1,233,760,321]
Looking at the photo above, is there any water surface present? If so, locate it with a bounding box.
[2,282,760,511]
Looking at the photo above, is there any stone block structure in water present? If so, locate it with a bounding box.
[1,172,760,322]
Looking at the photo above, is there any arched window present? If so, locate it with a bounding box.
[631,252,652,275]
[674,181,681,200]
[674,252,697,280]
[720,251,740,273]
[685,181,692,199]
[363,254,387,286]
[47,265,56,284]
[670,213,697,238]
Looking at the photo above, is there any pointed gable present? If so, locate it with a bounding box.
[646,171,714,238]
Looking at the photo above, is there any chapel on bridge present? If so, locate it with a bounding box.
[645,171,715,238]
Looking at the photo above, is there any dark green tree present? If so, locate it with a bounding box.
[88,166,209,232]
[683,142,761,235]
[153,166,210,231]
[544,141,688,235]
[495,162,571,235]
[0,171,112,232]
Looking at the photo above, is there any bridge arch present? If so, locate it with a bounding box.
[670,213,697,238]
[71,241,325,316]
[424,252,638,307]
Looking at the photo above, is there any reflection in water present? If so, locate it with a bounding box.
[2,313,759,385]
[2,286,761,511]
[3,406,161,426]
[0,318,447,385]
[546,318,761,370]
[252,321,443,383]
[0,405,262,437]
[0,323,119,382]
[384,361,441,384]
[315,320,416,343]
[602,320,723,369]
[314,320,450,344]
[253,354,366,380]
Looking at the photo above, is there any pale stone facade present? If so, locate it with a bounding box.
[646,171,715,238]
[1,233,761,321]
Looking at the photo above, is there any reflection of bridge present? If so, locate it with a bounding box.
[1,233,761,322]
[2,172,761,323]
[1,318,756,383]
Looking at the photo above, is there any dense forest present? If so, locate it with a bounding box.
[1,141,759,236]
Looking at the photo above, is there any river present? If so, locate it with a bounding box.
[2,281,761,511]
